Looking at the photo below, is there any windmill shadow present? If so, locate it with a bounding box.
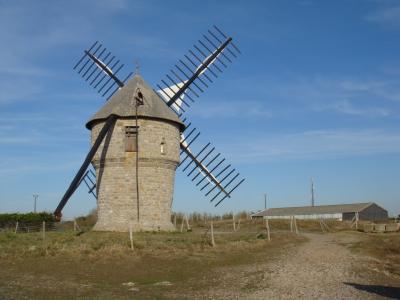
[344,282,400,299]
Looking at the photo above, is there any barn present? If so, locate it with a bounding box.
[252,202,388,221]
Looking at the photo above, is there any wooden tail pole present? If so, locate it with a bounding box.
[54,115,117,220]
[210,221,215,247]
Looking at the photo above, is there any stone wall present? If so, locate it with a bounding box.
[90,117,181,232]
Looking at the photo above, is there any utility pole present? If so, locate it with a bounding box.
[33,194,39,213]
[264,193,267,210]
[311,178,315,207]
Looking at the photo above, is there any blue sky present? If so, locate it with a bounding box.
[0,0,399,218]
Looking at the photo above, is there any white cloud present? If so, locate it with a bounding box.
[189,100,272,119]
[227,128,400,163]
[314,99,391,117]
[365,4,400,27]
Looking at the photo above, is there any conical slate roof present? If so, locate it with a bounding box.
[86,75,184,130]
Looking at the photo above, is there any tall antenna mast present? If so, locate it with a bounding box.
[33,194,38,213]
[311,178,315,207]
[264,193,267,210]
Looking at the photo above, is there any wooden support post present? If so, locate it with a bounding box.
[237,218,241,231]
[210,221,215,247]
[266,217,271,241]
[42,221,46,240]
[14,221,18,234]
[129,223,134,250]
[73,219,77,232]
[233,214,236,232]
[320,218,325,233]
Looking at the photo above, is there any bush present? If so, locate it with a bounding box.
[0,212,55,226]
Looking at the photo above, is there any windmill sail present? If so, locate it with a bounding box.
[73,41,133,100]
[179,121,245,206]
[157,83,224,186]
[156,26,245,206]
[156,25,240,114]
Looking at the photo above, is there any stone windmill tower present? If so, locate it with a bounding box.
[87,75,184,231]
[54,26,245,231]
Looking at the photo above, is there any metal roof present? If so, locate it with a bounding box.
[86,74,184,130]
[252,202,375,217]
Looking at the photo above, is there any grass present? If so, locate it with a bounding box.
[348,232,400,277]
[0,219,306,299]
[1,217,379,299]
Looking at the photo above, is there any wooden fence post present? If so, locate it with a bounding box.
[73,219,77,232]
[14,221,19,234]
[180,216,184,232]
[42,221,46,240]
[290,216,293,232]
[355,212,359,230]
[237,218,241,231]
[233,214,236,232]
[320,218,325,233]
[185,214,190,230]
[129,223,134,250]
[294,217,299,235]
[266,217,271,241]
[210,221,215,247]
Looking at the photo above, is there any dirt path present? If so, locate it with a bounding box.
[189,232,397,299]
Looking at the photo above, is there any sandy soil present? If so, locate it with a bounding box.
[187,232,400,299]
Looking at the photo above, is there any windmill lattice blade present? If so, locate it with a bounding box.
[178,119,245,206]
[73,42,133,100]
[79,169,97,199]
[156,26,240,115]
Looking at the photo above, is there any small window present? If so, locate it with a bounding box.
[160,138,166,155]
[125,126,138,152]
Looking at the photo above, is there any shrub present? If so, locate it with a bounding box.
[0,212,55,226]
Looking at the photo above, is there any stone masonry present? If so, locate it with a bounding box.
[90,117,181,231]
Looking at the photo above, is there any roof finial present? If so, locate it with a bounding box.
[135,59,140,75]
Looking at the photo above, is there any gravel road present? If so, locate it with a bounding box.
[190,232,398,299]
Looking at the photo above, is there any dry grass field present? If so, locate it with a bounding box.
[0,218,399,299]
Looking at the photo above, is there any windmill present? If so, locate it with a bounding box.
[54,26,245,231]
